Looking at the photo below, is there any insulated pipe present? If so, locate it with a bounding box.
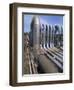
[31,16,40,49]
[37,54,59,73]
[54,25,60,47]
[60,25,63,46]
[50,25,54,48]
[46,25,49,48]
[40,27,42,49]
[45,24,47,48]
[43,24,46,49]
[49,25,51,48]
[41,24,45,48]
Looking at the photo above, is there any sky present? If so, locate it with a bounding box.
[23,14,63,33]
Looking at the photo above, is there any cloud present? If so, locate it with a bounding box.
[40,18,49,25]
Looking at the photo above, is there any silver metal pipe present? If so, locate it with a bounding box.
[43,24,46,49]
[31,16,40,49]
[37,53,59,73]
[50,25,54,48]
[41,24,45,48]
[46,24,49,48]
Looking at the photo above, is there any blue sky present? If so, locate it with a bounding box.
[23,14,63,33]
